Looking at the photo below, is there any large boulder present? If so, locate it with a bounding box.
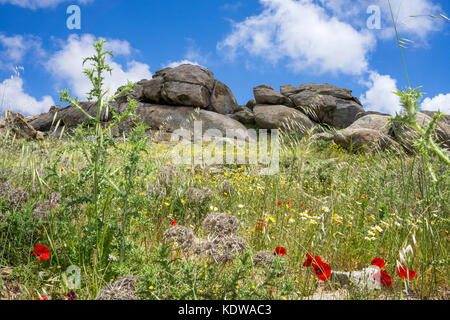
[334,128,396,151]
[388,112,450,152]
[346,114,390,135]
[253,85,294,107]
[253,105,315,134]
[119,64,238,115]
[229,106,255,125]
[162,81,210,107]
[0,111,43,140]
[158,64,215,91]
[208,80,238,114]
[280,83,364,129]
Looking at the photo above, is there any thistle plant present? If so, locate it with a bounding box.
[58,40,140,270]
[387,0,449,180]
[60,40,135,213]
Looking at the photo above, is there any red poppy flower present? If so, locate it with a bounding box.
[37,295,48,300]
[303,253,323,267]
[397,266,416,279]
[287,202,292,206]
[374,270,392,287]
[171,220,177,226]
[312,260,332,282]
[274,247,286,257]
[31,245,50,263]
[277,202,283,206]
[371,257,386,269]
[302,253,314,267]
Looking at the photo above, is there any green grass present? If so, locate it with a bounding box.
[0,131,448,300]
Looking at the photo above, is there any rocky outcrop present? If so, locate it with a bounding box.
[248,83,364,131]
[117,64,238,115]
[281,84,364,129]
[253,105,315,134]
[3,62,448,153]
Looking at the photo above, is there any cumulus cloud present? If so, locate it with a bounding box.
[422,94,450,114]
[218,0,375,75]
[0,76,55,115]
[45,34,152,99]
[0,0,92,10]
[360,71,401,115]
[360,71,450,115]
[0,34,44,65]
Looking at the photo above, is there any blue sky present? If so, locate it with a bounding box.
[0,0,449,116]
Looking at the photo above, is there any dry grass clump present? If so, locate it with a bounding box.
[96,276,138,300]
[202,212,240,236]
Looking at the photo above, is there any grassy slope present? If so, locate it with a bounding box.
[0,133,448,300]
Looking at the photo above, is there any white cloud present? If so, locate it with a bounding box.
[0,0,92,9]
[0,76,54,115]
[422,94,450,114]
[360,71,450,115]
[45,34,152,99]
[360,71,401,115]
[0,34,44,64]
[218,0,375,75]
[163,60,201,69]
